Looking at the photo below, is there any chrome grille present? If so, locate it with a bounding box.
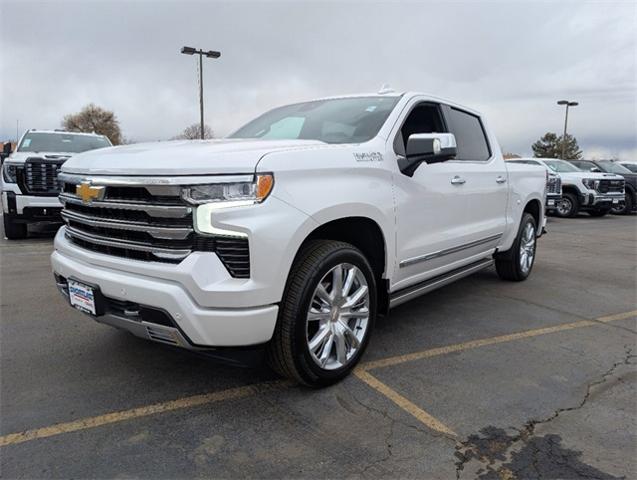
[59,175,250,277]
[19,158,66,195]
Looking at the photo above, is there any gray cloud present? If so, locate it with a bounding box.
[1,0,635,159]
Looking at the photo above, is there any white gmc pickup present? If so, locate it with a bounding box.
[1,129,112,239]
[51,92,546,386]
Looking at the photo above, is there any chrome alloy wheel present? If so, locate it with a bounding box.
[306,263,370,370]
[519,222,536,274]
[556,197,572,216]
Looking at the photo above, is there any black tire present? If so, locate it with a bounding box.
[611,191,633,215]
[3,215,27,240]
[588,207,611,217]
[494,213,537,282]
[267,240,377,387]
[555,192,579,218]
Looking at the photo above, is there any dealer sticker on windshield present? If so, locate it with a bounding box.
[68,280,96,315]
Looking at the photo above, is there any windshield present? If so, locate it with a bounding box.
[544,159,582,173]
[597,160,632,174]
[621,163,637,173]
[229,96,400,144]
[18,132,112,153]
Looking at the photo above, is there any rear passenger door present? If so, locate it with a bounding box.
[441,106,508,255]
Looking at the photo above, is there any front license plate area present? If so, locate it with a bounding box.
[68,279,103,315]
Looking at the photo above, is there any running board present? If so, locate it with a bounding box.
[389,258,494,309]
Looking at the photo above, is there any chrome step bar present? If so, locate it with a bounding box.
[389,258,494,309]
[61,209,193,240]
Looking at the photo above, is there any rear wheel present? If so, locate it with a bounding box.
[495,213,537,282]
[3,216,27,240]
[555,192,579,218]
[267,240,376,387]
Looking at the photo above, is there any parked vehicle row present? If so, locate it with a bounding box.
[507,158,631,218]
[568,159,636,215]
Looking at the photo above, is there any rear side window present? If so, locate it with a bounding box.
[444,107,491,161]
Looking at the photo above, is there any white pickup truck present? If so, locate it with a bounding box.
[1,129,112,239]
[51,92,546,386]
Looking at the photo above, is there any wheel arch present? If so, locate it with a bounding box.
[523,198,542,228]
[292,216,390,314]
[561,184,581,197]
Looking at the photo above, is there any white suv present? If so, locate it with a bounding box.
[1,129,111,239]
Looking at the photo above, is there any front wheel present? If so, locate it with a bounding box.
[611,193,633,215]
[3,215,27,240]
[555,192,579,218]
[495,213,537,282]
[267,240,376,387]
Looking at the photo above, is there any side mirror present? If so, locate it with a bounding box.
[590,167,602,173]
[399,133,457,176]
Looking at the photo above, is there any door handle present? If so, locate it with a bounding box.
[451,176,466,185]
[496,176,507,184]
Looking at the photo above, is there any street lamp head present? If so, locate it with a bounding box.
[557,100,569,105]
[205,50,221,59]
[181,46,196,55]
[568,101,579,107]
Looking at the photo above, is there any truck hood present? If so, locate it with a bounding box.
[559,171,624,182]
[6,151,74,163]
[61,139,326,176]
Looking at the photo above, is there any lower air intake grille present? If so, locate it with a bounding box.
[209,237,250,279]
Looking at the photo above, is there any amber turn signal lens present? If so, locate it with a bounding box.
[256,174,274,202]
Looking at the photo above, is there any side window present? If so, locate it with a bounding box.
[393,103,445,156]
[444,107,491,161]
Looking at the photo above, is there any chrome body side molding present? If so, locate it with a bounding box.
[399,233,502,268]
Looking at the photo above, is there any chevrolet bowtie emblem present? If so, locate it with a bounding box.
[76,181,105,205]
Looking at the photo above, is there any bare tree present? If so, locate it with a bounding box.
[173,123,214,140]
[62,104,122,145]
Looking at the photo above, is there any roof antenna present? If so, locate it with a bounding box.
[378,84,395,95]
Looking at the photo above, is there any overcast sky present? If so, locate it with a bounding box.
[1,0,635,158]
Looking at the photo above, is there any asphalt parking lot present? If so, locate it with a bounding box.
[1,215,635,479]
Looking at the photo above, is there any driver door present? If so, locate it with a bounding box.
[391,101,473,291]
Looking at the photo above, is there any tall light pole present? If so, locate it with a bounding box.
[557,100,578,159]
[181,46,221,140]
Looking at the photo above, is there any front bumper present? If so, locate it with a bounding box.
[2,190,62,220]
[51,245,279,348]
[580,192,625,207]
[545,194,561,209]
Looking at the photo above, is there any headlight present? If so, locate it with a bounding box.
[582,178,600,190]
[181,173,274,205]
[183,174,274,237]
[2,162,19,183]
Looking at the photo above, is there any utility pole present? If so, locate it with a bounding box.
[181,46,221,140]
[557,100,579,160]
